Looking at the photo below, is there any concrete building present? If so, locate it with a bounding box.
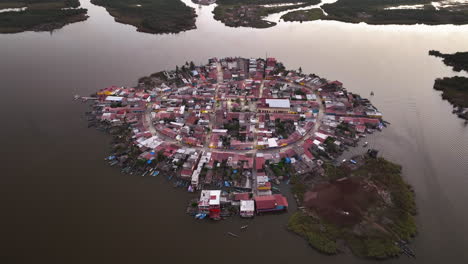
[258,99,291,113]
[240,200,255,218]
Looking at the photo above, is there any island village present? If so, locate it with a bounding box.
[83,57,384,221]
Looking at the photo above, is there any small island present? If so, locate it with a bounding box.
[280,8,324,22]
[213,0,468,28]
[429,50,468,73]
[213,0,320,28]
[429,50,468,120]
[79,57,416,259]
[0,0,88,33]
[91,0,197,34]
[322,0,468,25]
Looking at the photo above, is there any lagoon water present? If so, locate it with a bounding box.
[1,0,468,263]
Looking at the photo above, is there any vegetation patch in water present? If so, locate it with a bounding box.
[322,0,468,25]
[281,8,324,22]
[433,76,468,119]
[90,0,197,34]
[429,50,468,73]
[0,0,88,33]
[213,0,320,28]
[430,50,468,120]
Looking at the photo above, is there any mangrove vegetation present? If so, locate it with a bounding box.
[288,154,417,259]
[321,0,468,25]
[429,50,468,73]
[0,0,88,33]
[91,0,197,34]
[213,0,320,28]
[430,50,468,120]
[281,8,324,22]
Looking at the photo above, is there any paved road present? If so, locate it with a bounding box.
[203,62,224,147]
[144,106,157,135]
[216,61,223,83]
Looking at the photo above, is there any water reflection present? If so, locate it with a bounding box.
[1,0,468,263]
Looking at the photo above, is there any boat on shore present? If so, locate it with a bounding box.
[396,241,415,258]
[227,232,239,238]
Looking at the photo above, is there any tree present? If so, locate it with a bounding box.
[190,61,195,71]
[157,151,166,162]
[298,67,302,74]
[176,65,179,73]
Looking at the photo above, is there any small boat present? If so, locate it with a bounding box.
[396,241,415,258]
[240,225,248,230]
[198,214,207,219]
[105,155,116,161]
[227,232,239,238]
[195,213,207,219]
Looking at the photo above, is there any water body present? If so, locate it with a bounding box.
[1,0,468,263]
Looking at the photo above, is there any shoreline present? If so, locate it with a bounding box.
[0,0,88,33]
[429,50,468,120]
[79,56,416,259]
[0,12,88,34]
[91,0,198,34]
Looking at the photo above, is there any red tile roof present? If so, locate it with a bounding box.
[273,194,288,207]
[254,196,276,210]
[234,193,250,201]
[256,157,265,171]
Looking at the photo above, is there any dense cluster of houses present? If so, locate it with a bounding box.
[91,57,384,220]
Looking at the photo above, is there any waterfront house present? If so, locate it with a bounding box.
[240,200,255,218]
[208,190,221,220]
[254,194,288,214]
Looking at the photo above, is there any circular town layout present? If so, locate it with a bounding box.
[88,57,384,217]
[84,58,417,259]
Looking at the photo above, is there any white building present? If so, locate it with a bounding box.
[265,99,290,108]
[240,200,255,218]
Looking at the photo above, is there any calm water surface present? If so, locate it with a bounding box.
[1,0,468,263]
